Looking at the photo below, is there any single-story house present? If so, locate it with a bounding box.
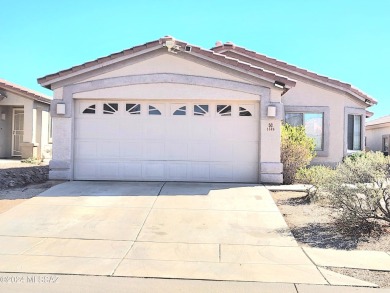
[366,115,390,155]
[37,36,376,183]
[0,79,52,160]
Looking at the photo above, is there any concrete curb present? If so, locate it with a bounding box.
[264,184,312,192]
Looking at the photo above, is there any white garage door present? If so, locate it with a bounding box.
[74,100,259,182]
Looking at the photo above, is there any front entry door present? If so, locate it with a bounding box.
[12,109,24,156]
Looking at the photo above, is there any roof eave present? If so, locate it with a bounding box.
[38,44,163,89]
[185,50,296,89]
[38,36,296,91]
[213,45,377,106]
[0,80,51,104]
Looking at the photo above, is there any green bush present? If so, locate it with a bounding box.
[281,124,316,184]
[323,151,390,235]
[296,165,335,201]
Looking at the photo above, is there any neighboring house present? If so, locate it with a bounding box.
[37,36,376,183]
[0,79,52,160]
[366,115,390,155]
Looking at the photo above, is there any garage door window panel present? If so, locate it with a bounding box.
[239,105,254,117]
[126,104,141,115]
[103,103,118,114]
[149,105,162,115]
[82,104,96,114]
[217,105,231,116]
[172,105,187,116]
[194,105,209,116]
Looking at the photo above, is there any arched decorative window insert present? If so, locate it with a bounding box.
[126,104,141,115]
[194,105,209,116]
[82,104,96,114]
[217,105,231,116]
[103,103,118,114]
[239,106,252,117]
[173,106,186,116]
[149,105,161,115]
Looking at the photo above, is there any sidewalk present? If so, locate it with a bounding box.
[0,273,388,293]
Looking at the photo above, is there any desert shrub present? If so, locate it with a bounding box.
[323,151,390,235]
[281,124,316,184]
[296,165,335,201]
[345,151,366,162]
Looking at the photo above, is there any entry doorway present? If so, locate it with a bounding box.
[12,108,24,156]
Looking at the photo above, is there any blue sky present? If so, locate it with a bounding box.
[1,0,389,119]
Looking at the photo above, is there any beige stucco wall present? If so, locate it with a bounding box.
[282,80,366,164]
[79,52,248,84]
[366,124,390,151]
[223,51,370,165]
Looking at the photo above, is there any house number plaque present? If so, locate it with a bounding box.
[267,123,275,131]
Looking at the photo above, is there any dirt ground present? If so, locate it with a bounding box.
[271,191,390,288]
[0,160,63,213]
[0,181,63,214]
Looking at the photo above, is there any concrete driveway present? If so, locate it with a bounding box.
[0,181,361,285]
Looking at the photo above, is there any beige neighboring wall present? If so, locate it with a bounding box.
[0,90,52,160]
[366,122,390,152]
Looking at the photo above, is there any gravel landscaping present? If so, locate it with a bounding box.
[271,191,390,288]
[325,267,390,288]
[0,160,49,189]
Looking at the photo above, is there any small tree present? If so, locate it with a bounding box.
[324,152,390,235]
[281,124,316,184]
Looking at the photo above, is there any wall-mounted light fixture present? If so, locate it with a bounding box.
[56,103,66,115]
[267,105,276,117]
[1,113,5,120]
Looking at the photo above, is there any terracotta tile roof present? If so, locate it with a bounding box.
[0,79,51,104]
[37,36,296,90]
[212,43,377,105]
[366,115,390,126]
